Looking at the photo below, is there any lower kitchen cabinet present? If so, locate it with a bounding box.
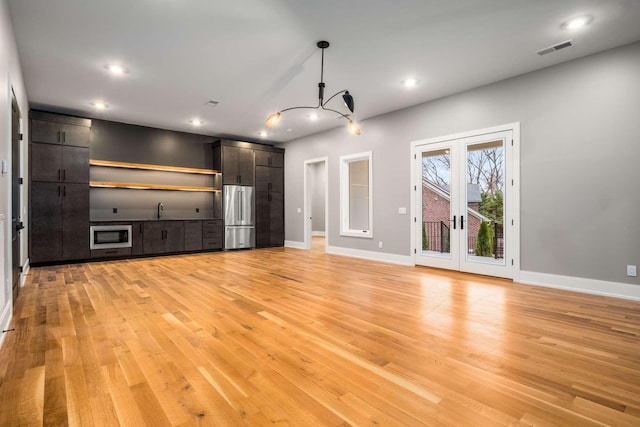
[184,220,203,251]
[256,191,284,247]
[203,219,223,250]
[143,221,185,254]
[30,182,89,263]
[131,221,144,255]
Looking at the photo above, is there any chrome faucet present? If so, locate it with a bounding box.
[157,202,164,219]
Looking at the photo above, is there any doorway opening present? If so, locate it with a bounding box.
[304,157,328,251]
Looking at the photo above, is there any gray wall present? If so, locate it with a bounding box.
[279,42,640,286]
[309,162,326,233]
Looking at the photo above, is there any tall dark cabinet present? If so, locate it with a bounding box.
[213,139,285,248]
[30,111,91,263]
[255,151,285,247]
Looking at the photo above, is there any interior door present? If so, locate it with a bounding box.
[414,126,519,279]
[11,93,21,304]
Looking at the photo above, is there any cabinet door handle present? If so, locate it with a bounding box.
[62,131,66,143]
[62,169,66,181]
[63,186,66,197]
[58,169,61,181]
[460,215,464,230]
[57,131,61,142]
[451,216,456,230]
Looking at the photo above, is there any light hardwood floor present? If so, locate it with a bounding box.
[1,239,639,426]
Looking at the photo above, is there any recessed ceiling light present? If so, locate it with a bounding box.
[91,101,109,110]
[257,131,268,138]
[401,78,419,88]
[104,64,127,75]
[561,15,593,30]
[189,119,203,126]
[308,113,319,121]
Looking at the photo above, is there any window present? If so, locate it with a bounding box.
[340,151,373,238]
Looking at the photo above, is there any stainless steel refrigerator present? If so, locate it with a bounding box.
[223,185,255,249]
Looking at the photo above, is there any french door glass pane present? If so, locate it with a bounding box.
[421,148,451,255]
[465,140,505,265]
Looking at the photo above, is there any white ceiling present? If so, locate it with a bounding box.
[7,0,640,143]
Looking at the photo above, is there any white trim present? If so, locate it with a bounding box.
[0,297,11,350]
[303,157,329,250]
[311,231,326,237]
[326,245,413,266]
[339,151,373,238]
[284,240,307,250]
[519,271,640,301]
[20,258,29,287]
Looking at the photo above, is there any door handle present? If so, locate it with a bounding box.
[57,131,61,142]
[58,169,61,181]
[62,169,66,181]
[452,216,456,230]
[62,131,66,143]
[460,215,464,230]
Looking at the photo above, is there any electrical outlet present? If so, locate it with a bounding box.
[112,208,118,214]
[398,207,407,214]
[378,241,383,248]
[627,265,637,277]
[195,208,200,213]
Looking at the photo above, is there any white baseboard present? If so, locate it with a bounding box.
[284,240,307,250]
[0,300,12,351]
[311,231,326,237]
[20,258,30,287]
[326,245,413,266]
[519,271,640,301]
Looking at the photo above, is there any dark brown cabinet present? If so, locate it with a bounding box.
[256,191,284,247]
[31,118,90,147]
[29,111,91,264]
[31,143,89,183]
[131,221,144,255]
[184,220,203,251]
[203,219,223,250]
[143,221,185,254]
[219,145,255,186]
[255,151,284,168]
[255,165,284,193]
[30,182,89,263]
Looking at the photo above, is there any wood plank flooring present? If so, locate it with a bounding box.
[1,239,639,426]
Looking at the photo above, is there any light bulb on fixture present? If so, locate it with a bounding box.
[190,119,203,126]
[402,78,419,88]
[265,41,360,135]
[265,112,281,127]
[349,120,360,136]
[308,113,319,121]
[105,64,127,75]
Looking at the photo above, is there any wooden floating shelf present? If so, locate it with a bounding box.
[90,181,219,192]
[90,159,220,175]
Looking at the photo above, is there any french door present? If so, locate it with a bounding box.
[412,124,519,280]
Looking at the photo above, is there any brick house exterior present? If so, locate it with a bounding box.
[421,180,489,253]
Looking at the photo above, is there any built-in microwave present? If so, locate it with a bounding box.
[90,225,132,249]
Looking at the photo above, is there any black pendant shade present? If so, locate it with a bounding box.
[265,41,360,135]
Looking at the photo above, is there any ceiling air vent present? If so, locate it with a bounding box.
[205,100,219,107]
[537,39,573,56]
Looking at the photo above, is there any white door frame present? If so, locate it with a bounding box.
[411,123,520,280]
[303,157,329,250]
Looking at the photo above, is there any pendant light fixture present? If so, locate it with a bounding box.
[265,41,360,135]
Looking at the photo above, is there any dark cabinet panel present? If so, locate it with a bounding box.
[131,222,144,255]
[91,247,132,258]
[256,191,284,247]
[31,143,62,182]
[31,119,90,147]
[143,222,165,255]
[184,220,203,251]
[143,221,185,254]
[62,146,90,183]
[222,146,254,185]
[255,191,270,248]
[30,182,63,263]
[255,151,284,168]
[255,166,284,193]
[30,182,89,263]
[31,143,89,183]
[62,184,90,260]
[165,222,185,253]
